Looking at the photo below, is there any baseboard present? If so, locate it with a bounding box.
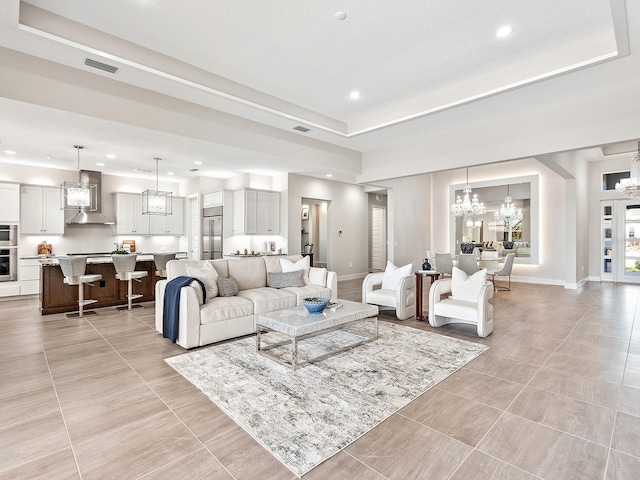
[337,273,368,282]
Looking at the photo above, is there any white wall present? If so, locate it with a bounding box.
[287,174,368,279]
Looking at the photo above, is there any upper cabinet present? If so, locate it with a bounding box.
[115,193,185,235]
[20,185,65,235]
[114,193,149,235]
[0,182,20,223]
[149,196,184,235]
[203,191,223,208]
[233,188,279,235]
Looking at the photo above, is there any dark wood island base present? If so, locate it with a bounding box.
[40,260,159,315]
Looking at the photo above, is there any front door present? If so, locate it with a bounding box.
[616,200,640,284]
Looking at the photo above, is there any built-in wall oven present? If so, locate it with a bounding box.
[0,225,18,282]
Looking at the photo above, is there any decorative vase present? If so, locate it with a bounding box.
[422,258,431,270]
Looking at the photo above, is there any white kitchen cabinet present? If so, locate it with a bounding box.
[149,197,185,235]
[256,191,280,234]
[233,188,279,235]
[0,182,20,223]
[114,193,149,235]
[203,191,223,208]
[20,185,65,235]
[19,259,41,295]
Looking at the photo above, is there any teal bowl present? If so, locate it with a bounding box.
[303,296,329,314]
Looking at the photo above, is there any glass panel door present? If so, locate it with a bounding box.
[623,205,640,281]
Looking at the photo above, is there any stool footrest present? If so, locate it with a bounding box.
[79,299,98,306]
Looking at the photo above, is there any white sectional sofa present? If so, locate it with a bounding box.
[155,255,337,349]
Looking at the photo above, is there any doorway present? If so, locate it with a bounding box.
[301,198,329,268]
[187,195,200,260]
[371,206,386,270]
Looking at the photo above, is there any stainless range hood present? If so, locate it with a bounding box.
[66,170,115,225]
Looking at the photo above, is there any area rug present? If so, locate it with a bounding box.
[165,321,488,477]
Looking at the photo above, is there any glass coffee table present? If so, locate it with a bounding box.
[255,300,379,370]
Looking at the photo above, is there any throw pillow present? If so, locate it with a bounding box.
[381,261,412,290]
[450,267,487,303]
[280,256,310,284]
[217,276,239,297]
[185,262,219,298]
[267,270,305,288]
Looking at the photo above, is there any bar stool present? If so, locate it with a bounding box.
[58,256,102,318]
[153,253,176,278]
[112,254,148,310]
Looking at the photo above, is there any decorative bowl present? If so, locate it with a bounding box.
[302,296,330,314]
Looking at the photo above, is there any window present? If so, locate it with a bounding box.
[603,171,630,191]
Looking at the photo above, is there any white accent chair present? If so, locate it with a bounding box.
[487,253,515,291]
[428,267,494,337]
[362,265,416,320]
[58,256,102,318]
[479,250,500,270]
[112,254,148,310]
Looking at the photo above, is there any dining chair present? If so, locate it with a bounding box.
[457,253,480,276]
[487,253,515,291]
[434,253,454,276]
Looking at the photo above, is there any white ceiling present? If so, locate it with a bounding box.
[0,0,634,184]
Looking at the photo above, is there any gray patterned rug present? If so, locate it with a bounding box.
[165,321,488,477]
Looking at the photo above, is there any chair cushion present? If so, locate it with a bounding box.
[381,261,412,290]
[433,298,480,322]
[367,288,415,308]
[280,256,310,284]
[217,276,239,297]
[185,261,219,298]
[451,267,486,303]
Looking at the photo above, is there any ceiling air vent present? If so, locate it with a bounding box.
[189,168,199,172]
[84,58,119,74]
[293,125,310,133]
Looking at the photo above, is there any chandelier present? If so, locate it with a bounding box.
[615,141,640,199]
[494,185,523,224]
[60,145,97,211]
[488,220,505,232]
[142,157,172,215]
[451,168,485,218]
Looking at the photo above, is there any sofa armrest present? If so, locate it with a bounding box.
[362,271,384,302]
[155,279,168,333]
[177,284,204,349]
[326,270,338,301]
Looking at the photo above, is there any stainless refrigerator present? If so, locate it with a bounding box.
[203,206,223,259]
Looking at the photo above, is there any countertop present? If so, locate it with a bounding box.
[20,252,187,264]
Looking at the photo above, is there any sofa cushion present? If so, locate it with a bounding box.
[282,285,332,305]
[237,287,297,314]
[381,261,412,290]
[228,257,267,290]
[280,256,310,284]
[451,267,486,303]
[267,270,305,288]
[185,261,219,298]
[210,259,229,278]
[217,276,239,297]
[200,296,254,324]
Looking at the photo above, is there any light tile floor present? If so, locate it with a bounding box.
[1,279,639,479]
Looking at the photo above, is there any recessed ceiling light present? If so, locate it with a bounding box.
[3,150,17,155]
[194,161,202,165]
[96,162,105,166]
[167,172,174,176]
[326,174,333,178]
[350,91,360,100]
[496,26,512,38]
[335,11,347,21]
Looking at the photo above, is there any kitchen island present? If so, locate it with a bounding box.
[38,253,185,315]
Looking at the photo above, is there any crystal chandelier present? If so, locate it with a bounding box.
[451,168,486,218]
[142,157,172,215]
[615,142,640,199]
[60,145,97,211]
[494,185,523,224]
[488,220,505,232]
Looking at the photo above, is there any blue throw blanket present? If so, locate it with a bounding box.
[163,276,206,343]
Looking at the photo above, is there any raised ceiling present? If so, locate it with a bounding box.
[0,0,633,183]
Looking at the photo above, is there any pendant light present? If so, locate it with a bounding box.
[451,168,485,218]
[142,157,172,215]
[60,145,97,211]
